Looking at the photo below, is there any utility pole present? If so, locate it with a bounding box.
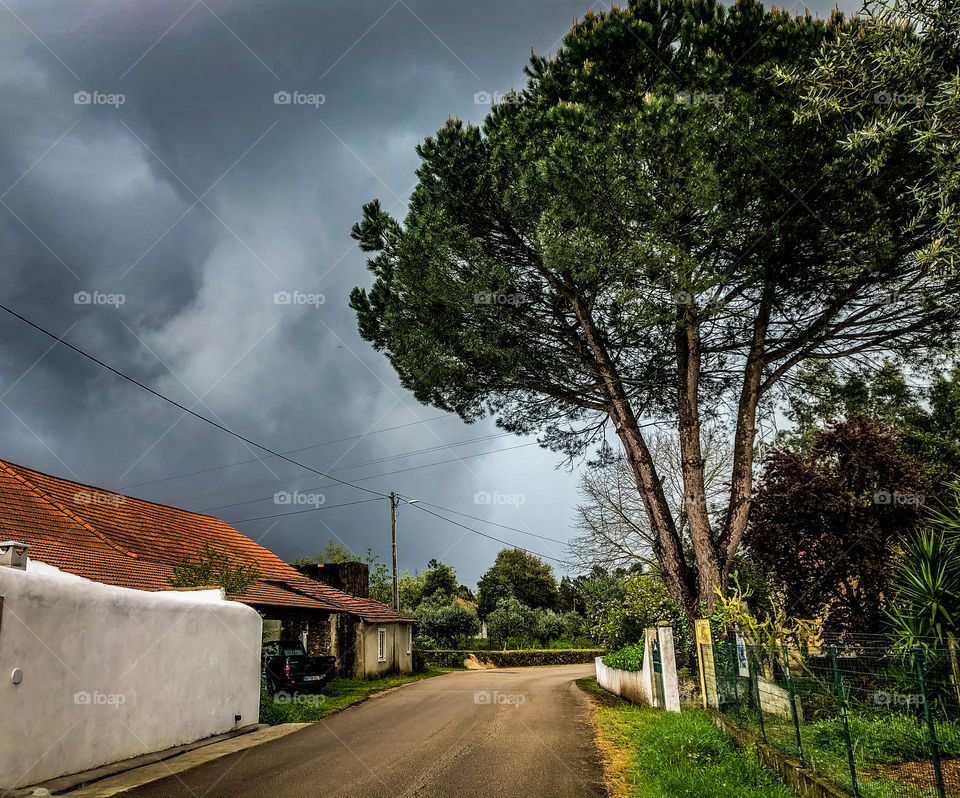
[390,492,399,610]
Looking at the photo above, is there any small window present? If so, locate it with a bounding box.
[377,628,386,661]
[406,625,412,655]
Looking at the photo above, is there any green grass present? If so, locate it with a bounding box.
[738,711,960,798]
[259,667,453,725]
[581,677,794,798]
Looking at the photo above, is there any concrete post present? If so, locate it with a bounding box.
[657,624,681,713]
[695,619,719,709]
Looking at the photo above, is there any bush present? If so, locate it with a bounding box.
[414,593,481,647]
[592,572,689,653]
[602,642,646,672]
[418,648,604,668]
[487,597,538,645]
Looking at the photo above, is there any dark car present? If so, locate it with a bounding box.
[262,640,337,695]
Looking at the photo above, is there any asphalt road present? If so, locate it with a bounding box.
[123,664,607,798]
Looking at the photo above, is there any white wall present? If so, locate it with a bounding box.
[595,626,681,712]
[359,622,414,677]
[0,562,262,789]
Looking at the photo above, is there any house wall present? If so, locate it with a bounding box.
[358,621,414,677]
[0,563,262,789]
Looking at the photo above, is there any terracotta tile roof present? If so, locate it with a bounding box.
[0,458,413,623]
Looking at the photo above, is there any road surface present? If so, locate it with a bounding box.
[123,664,606,798]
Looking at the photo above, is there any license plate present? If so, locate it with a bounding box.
[303,675,320,682]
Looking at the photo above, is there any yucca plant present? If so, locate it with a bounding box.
[889,481,960,648]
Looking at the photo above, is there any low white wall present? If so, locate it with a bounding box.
[595,626,681,712]
[0,562,262,789]
[595,656,652,705]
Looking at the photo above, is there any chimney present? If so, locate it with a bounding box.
[293,561,369,598]
[0,541,29,570]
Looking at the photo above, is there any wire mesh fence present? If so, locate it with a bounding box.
[704,632,960,797]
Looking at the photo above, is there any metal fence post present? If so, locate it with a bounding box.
[829,644,860,797]
[729,632,742,722]
[782,643,806,768]
[748,645,767,744]
[915,646,947,798]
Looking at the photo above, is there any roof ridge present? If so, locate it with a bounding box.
[0,460,140,560]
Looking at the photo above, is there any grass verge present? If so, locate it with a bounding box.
[259,666,454,725]
[578,677,795,798]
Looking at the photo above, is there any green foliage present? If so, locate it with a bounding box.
[413,592,482,648]
[602,642,646,672]
[593,572,688,653]
[889,482,960,646]
[398,559,463,612]
[808,713,960,764]
[418,649,604,668]
[796,0,960,268]
[593,697,794,798]
[486,597,538,646]
[350,0,960,618]
[712,574,819,674]
[476,549,559,617]
[169,542,259,595]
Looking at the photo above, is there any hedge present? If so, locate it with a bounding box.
[602,642,645,672]
[418,649,605,668]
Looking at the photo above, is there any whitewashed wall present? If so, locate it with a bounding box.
[595,626,681,712]
[0,561,262,789]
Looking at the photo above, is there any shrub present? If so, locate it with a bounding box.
[486,597,538,644]
[602,642,646,672]
[414,593,481,647]
[418,648,604,668]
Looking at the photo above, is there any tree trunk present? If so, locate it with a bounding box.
[567,291,699,619]
[677,310,722,611]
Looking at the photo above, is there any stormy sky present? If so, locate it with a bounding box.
[0,0,858,588]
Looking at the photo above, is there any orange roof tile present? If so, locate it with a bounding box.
[0,458,412,623]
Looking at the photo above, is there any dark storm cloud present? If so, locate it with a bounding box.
[0,0,859,585]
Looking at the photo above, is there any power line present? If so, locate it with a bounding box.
[162,430,516,507]
[196,441,539,513]
[120,413,454,489]
[406,502,567,564]
[228,497,386,523]
[0,303,567,565]
[410,499,569,545]
[0,303,388,500]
